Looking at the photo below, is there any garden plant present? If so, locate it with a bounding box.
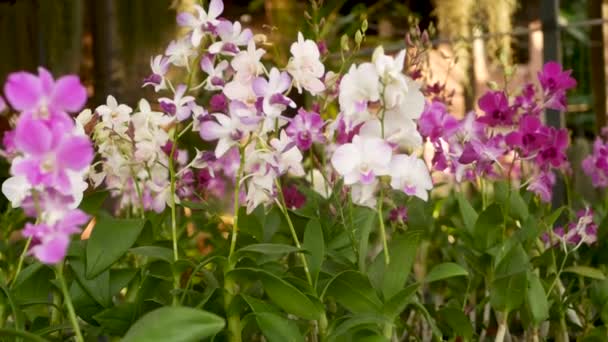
[0,0,607,341]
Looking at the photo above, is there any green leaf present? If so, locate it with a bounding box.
[494,182,528,221]
[70,258,111,307]
[86,217,145,278]
[11,262,44,289]
[0,328,49,342]
[130,246,174,263]
[490,272,527,312]
[94,303,137,335]
[79,191,108,215]
[368,232,420,300]
[457,192,477,232]
[237,243,301,256]
[325,271,382,314]
[383,283,419,319]
[303,219,325,284]
[494,243,529,279]
[255,312,305,342]
[526,273,549,325]
[353,207,376,273]
[425,263,468,283]
[258,270,323,320]
[122,307,225,342]
[328,314,389,341]
[437,307,473,340]
[563,266,606,280]
[473,204,503,251]
[242,294,281,314]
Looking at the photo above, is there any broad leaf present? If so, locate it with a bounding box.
[86,216,145,278]
[438,307,473,340]
[258,270,323,320]
[383,283,419,319]
[238,243,301,256]
[457,192,477,232]
[425,263,468,283]
[325,271,382,314]
[122,307,225,342]
[526,273,549,325]
[130,246,174,263]
[303,219,325,284]
[70,258,111,308]
[255,312,305,342]
[328,314,389,341]
[473,204,503,252]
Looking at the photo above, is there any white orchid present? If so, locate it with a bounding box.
[389,154,433,201]
[287,32,325,95]
[177,0,224,47]
[331,135,392,185]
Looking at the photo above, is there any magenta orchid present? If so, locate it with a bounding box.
[285,108,326,150]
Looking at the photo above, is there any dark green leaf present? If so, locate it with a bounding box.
[353,207,376,273]
[255,312,305,342]
[122,307,225,342]
[438,307,473,339]
[383,283,419,319]
[325,271,382,314]
[258,270,322,320]
[473,204,503,251]
[303,219,325,284]
[0,328,49,342]
[70,259,111,307]
[425,263,468,283]
[328,314,389,341]
[79,191,108,215]
[490,272,527,312]
[94,303,137,335]
[86,217,145,278]
[238,243,301,256]
[242,294,281,314]
[11,262,44,289]
[457,192,477,232]
[130,246,174,263]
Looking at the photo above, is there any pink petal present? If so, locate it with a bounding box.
[199,120,225,141]
[4,71,42,111]
[32,234,70,264]
[38,67,55,96]
[56,136,93,170]
[52,75,87,112]
[14,117,52,155]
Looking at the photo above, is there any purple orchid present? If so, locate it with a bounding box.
[582,138,608,187]
[22,209,89,264]
[477,90,514,126]
[538,61,576,111]
[11,117,93,193]
[3,67,87,125]
[418,100,459,142]
[505,115,548,157]
[285,108,326,150]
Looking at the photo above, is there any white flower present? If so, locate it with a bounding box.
[270,131,305,176]
[338,63,380,125]
[165,38,196,67]
[389,154,433,201]
[253,68,294,132]
[208,21,253,56]
[144,55,170,92]
[231,40,265,84]
[331,135,392,185]
[287,32,325,95]
[96,95,132,136]
[309,169,332,199]
[158,85,195,121]
[200,113,245,157]
[200,56,229,91]
[2,175,30,207]
[359,111,422,150]
[351,179,378,208]
[177,0,224,47]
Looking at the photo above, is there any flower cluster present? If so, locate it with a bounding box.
[1,67,93,264]
[419,61,575,202]
[582,132,608,188]
[543,208,598,250]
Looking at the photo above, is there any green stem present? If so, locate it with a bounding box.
[12,237,32,287]
[377,188,390,265]
[275,180,314,286]
[546,251,569,298]
[169,130,180,306]
[55,265,83,342]
[224,145,246,342]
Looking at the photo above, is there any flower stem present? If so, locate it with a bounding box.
[224,145,246,342]
[55,264,83,342]
[275,180,314,286]
[169,130,180,306]
[12,237,32,287]
[378,188,390,265]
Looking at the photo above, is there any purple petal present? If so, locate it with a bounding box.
[14,117,52,155]
[31,233,70,264]
[56,136,93,170]
[52,75,87,112]
[4,71,42,111]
